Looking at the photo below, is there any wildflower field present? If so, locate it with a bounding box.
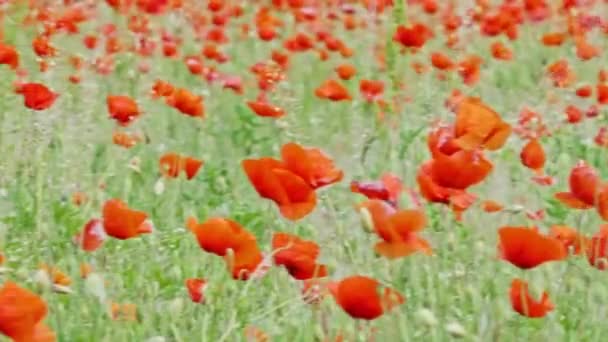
[1,0,608,341]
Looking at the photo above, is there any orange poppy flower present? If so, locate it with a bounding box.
[0,42,19,69]
[159,153,203,180]
[0,281,54,342]
[185,278,207,304]
[453,97,511,151]
[509,278,554,318]
[280,142,343,189]
[520,139,545,173]
[38,264,71,287]
[244,325,269,342]
[272,232,328,280]
[112,131,141,148]
[247,100,285,118]
[498,226,566,269]
[15,83,58,111]
[329,275,404,320]
[73,218,106,252]
[314,79,351,101]
[358,200,432,259]
[351,173,403,207]
[102,199,153,240]
[80,263,93,279]
[555,161,600,209]
[110,302,138,321]
[242,158,316,220]
[71,191,87,206]
[107,95,140,126]
[335,64,356,80]
[166,88,205,118]
[549,225,587,255]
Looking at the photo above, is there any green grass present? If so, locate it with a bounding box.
[1,1,608,341]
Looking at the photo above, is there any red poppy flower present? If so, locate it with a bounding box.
[482,200,504,213]
[15,83,58,111]
[458,55,483,86]
[491,41,513,61]
[453,97,511,151]
[555,161,600,209]
[102,199,153,240]
[430,52,454,70]
[541,32,567,46]
[247,100,285,118]
[272,232,328,280]
[159,153,203,180]
[547,60,575,88]
[225,242,264,281]
[329,275,404,320]
[280,142,343,189]
[314,79,351,101]
[335,64,356,80]
[576,85,592,98]
[358,200,432,259]
[359,79,384,102]
[187,217,258,257]
[416,160,478,217]
[509,278,554,318]
[151,79,174,98]
[520,139,545,173]
[498,226,566,269]
[0,43,19,70]
[73,219,106,252]
[351,173,403,206]
[166,88,204,118]
[0,281,54,341]
[32,35,56,57]
[242,158,316,220]
[549,225,587,255]
[185,278,207,304]
[107,95,140,126]
[586,226,608,270]
[393,23,432,49]
[598,84,608,105]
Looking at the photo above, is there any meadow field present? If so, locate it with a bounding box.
[0,0,608,341]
